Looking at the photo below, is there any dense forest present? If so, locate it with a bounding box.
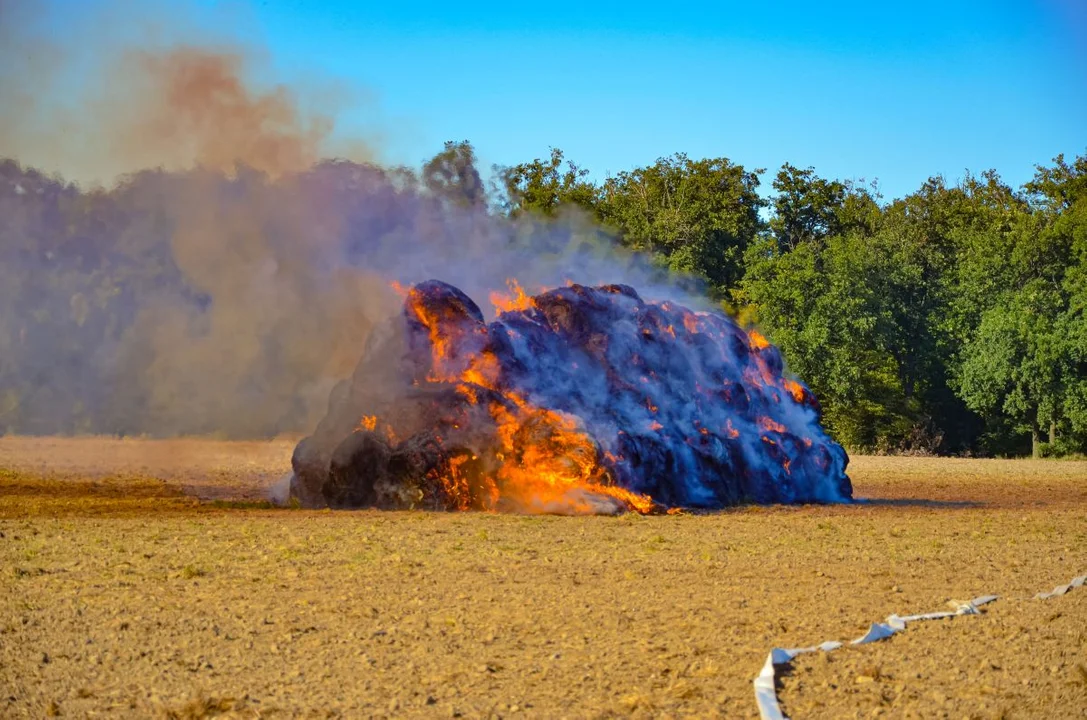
[1,145,1084,457]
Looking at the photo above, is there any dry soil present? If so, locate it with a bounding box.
[0,437,1084,719]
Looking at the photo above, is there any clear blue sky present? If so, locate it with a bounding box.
[242,0,1085,201]
[36,1,1087,200]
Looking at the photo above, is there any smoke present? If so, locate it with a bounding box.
[0,0,367,182]
[0,1,705,438]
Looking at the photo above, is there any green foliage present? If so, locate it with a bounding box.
[598,154,764,295]
[743,158,1087,455]
[741,230,919,451]
[953,155,1087,455]
[769,163,847,249]
[2,143,1085,458]
[498,148,599,219]
[957,287,1061,442]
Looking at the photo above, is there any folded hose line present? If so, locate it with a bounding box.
[1033,573,1086,600]
[753,572,1086,720]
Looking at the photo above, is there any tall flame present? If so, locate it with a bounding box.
[489,279,536,315]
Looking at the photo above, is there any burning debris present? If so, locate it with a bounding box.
[289,280,851,514]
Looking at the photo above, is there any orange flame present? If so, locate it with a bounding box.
[783,378,805,403]
[358,415,377,431]
[488,402,654,514]
[749,330,770,350]
[400,283,654,514]
[457,384,479,404]
[462,349,502,390]
[490,279,535,315]
[759,417,787,434]
[404,286,455,379]
[403,284,493,384]
[441,455,473,511]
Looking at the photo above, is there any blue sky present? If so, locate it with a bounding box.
[27,0,1087,200]
[243,0,1085,201]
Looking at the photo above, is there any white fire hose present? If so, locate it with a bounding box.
[753,573,1087,720]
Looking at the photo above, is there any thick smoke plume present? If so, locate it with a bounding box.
[0,1,693,437]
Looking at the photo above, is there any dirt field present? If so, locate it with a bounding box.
[1,437,1085,719]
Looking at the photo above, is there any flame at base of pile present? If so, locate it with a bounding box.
[289,280,851,514]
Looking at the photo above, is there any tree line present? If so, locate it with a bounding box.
[1,145,1084,457]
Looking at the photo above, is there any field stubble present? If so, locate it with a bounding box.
[0,437,1084,718]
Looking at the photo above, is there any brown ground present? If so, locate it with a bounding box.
[0,437,1084,719]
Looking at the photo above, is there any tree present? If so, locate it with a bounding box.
[421,141,486,209]
[958,283,1068,456]
[599,154,764,295]
[954,155,1087,455]
[1055,163,1087,444]
[741,231,920,451]
[497,148,599,219]
[769,163,846,249]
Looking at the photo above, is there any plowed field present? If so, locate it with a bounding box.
[1,437,1084,718]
